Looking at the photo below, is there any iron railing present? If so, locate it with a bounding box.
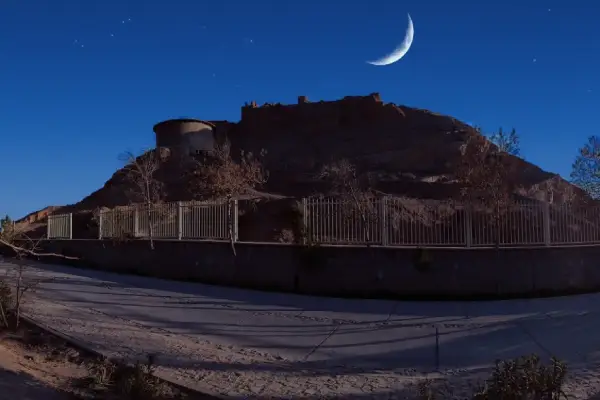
[98,200,236,241]
[302,197,600,247]
[47,213,72,239]
[45,197,600,247]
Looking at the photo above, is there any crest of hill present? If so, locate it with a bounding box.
[19,93,582,225]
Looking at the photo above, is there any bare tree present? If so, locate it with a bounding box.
[317,159,379,245]
[0,223,76,330]
[455,135,518,247]
[188,143,268,254]
[571,136,600,199]
[119,149,165,250]
[489,127,521,156]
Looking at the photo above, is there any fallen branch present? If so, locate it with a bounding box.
[0,238,79,260]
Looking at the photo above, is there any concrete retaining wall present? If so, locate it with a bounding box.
[12,239,600,300]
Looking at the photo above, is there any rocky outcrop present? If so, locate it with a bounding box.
[222,93,568,200]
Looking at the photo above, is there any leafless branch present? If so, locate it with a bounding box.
[119,149,166,250]
[317,159,378,245]
[0,221,77,260]
[0,238,78,260]
[188,143,268,200]
[489,127,520,156]
[455,134,518,246]
[187,143,268,255]
[0,224,61,329]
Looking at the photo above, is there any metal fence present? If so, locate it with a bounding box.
[47,213,72,239]
[98,200,236,241]
[302,197,600,247]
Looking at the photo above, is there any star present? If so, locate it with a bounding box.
[121,20,125,24]
[532,58,537,63]
[110,33,114,37]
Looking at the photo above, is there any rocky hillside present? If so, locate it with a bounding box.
[223,94,576,200]
[18,93,584,238]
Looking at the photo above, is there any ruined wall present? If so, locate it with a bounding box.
[228,93,474,182]
[240,93,384,126]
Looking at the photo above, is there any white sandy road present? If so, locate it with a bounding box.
[2,259,600,399]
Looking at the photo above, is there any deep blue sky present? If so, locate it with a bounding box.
[1,0,598,219]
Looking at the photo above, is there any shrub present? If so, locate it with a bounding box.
[0,279,13,313]
[417,354,568,400]
[0,279,13,328]
[113,354,171,399]
[276,229,296,243]
[474,354,567,400]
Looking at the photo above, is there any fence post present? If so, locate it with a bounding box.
[177,201,183,240]
[464,206,472,248]
[47,215,52,239]
[233,199,239,242]
[302,198,308,245]
[379,197,388,246]
[69,213,73,240]
[98,210,103,240]
[542,201,551,246]
[133,207,139,238]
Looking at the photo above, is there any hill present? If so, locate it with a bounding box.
[17,93,584,240]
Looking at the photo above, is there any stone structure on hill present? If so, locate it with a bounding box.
[153,118,216,160]
[151,93,481,196]
[228,92,472,182]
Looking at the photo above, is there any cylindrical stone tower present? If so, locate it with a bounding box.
[153,118,216,158]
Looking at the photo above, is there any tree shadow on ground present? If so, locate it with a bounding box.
[0,367,70,400]
[17,260,596,322]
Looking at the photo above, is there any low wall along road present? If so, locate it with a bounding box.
[18,240,600,299]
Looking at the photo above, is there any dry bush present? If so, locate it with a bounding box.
[113,355,173,400]
[276,228,296,243]
[455,134,519,246]
[0,221,76,330]
[386,198,457,228]
[85,354,176,399]
[317,159,379,245]
[119,149,166,250]
[189,143,268,199]
[188,143,268,254]
[489,127,520,156]
[474,355,567,399]
[418,354,567,400]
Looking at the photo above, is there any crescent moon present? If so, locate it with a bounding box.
[367,14,414,66]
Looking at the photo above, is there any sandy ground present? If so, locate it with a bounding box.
[0,322,198,400]
[0,337,85,400]
[4,260,600,399]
